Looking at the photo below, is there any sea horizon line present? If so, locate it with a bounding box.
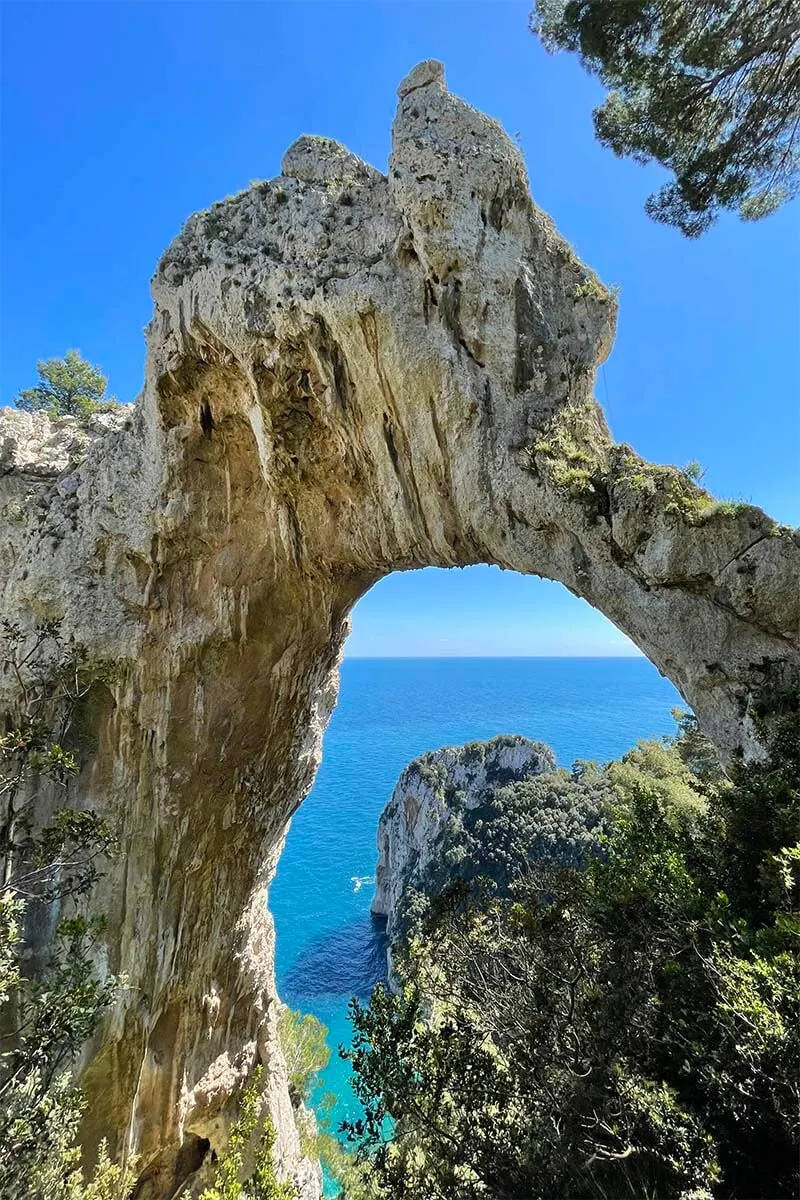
[343,653,648,661]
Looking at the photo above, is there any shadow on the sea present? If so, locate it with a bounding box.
[283,913,389,1004]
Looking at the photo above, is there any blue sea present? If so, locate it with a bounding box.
[270,657,682,1171]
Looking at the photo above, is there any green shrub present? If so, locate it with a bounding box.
[277,1007,330,1107]
[0,622,131,1198]
[198,1067,297,1200]
[13,351,118,420]
[345,715,800,1199]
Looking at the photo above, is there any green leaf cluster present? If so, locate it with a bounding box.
[198,1067,298,1200]
[278,1006,330,1107]
[0,622,126,1199]
[533,0,800,234]
[345,713,800,1198]
[278,1009,376,1198]
[14,350,115,419]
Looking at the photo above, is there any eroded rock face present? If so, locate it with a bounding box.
[1,60,798,1196]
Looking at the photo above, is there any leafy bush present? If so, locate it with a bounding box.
[0,621,128,1200]
[295,1110,375,1200]
[278,1009,375,1198]
[278,1007,330,1106]
[198,1066,297,1200]
[345,715,800,1198]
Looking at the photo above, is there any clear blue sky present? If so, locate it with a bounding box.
[2,1,797,656]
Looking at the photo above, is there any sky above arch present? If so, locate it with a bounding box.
[2,0,797,657]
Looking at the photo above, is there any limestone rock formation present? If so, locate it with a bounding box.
[372,736,555,944]
[1,59,798,1197]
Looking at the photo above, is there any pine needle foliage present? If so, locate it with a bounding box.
[14,351,115,419]
[532,0,800,234]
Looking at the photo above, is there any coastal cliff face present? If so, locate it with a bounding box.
[372,736,555,946]
[1,411,325,1198]
[1,58,798,1197]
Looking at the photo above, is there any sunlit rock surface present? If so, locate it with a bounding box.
[1,59,798,1197]
[372,736,556,937]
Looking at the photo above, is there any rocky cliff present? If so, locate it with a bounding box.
[1,58,798,1198]
[371,735,615,985]
[372,736,556,948]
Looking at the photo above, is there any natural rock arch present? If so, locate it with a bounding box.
[1,60,797,1198]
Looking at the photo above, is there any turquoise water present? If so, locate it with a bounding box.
[270,657,682,1151]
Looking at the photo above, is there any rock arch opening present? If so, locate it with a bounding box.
[270,564,686,1141]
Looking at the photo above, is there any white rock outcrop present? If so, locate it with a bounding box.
[372,736,555,945]
[1,60,798,1198]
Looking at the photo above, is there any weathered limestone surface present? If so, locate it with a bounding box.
[1,60,798,1196]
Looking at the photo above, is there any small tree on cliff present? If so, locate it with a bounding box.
[278,1006,330,1106]
[531,0,800,235]
[13,351,114,419]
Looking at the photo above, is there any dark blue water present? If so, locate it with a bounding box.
[270,657,682,1163]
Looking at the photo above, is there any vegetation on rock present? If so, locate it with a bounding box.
[532,0,800,235]
[346,714,800,1198]
[0,621,132,1199]
[1,54,798,1200]
[279,1007,374,1200]
[278,1007,331,1108]
[395,754,613,945]
[198,1067,297,1200]
[13,351,117,420]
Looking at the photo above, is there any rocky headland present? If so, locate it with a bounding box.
[372,735,556,942]
[371,734,615,981]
